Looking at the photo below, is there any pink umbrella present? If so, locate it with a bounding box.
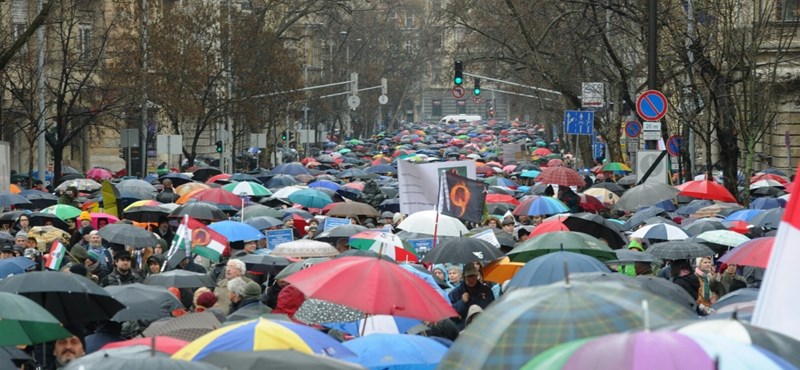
[86,167,113,180]
[91,212,120,229]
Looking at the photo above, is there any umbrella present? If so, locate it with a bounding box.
[27,225,71,248]
[159,173,194,187]
[191,167,222,183]
[271,240,340,258]
[169,202,228,222]
[0,193,31,208]
[117,179,158,194]
[614,183,680,211]
[439,281,696,369]
[558,213,628,248]
[199,351,364,370]
[105,283,184,322]
[528,220,570,237]
[223,181,272,197]
[326,201,379,218]
[718,236,774,268]
[749,208,784,229]
[236,253,291,274]
[294,298,364,325]
[288,188,333,208]
[481,257,526,284]
[421,236,503,264]
[623,206,668,230]
[142,311,222,342]
[601,162,632,173]
[235,204,284,220]
[90,212,120,229]
[314,224,369,241]
[269,185,305,200]
[54,178,101,192]
[0,210,30,222]
[567,272,695,311]
[676,199,715,216]
[526,196,569,216]
[0,346,31,369]
[189,188,244,208]
[696,230,751,249]
[676,180,739,203]
[124,205,170,223]
[0,257,36,278]
[175,182,212,196]
[724,209,763,222]
[506,251,611,290]
[0,271,125,324]
[508,231,616,262]
[0,292,72,346]
[348,230,418,262]
[749,197,786,210]
[647,240,716,259]
[285,257,458,322]
[683,219,727,236]
[308,180,341,191]
[97,223,158,249]
[40,204,82,221]
[611,249,662,264]
[588,182,626,196]
[172,318,355,361]
[229,173,263,184]
[265,174,303,188]
[66,351,222,370]
[342,334,448,370]
[242,216,283,230]
[208,220,263,242]
[101,336,190,355]
[629,223,689,241]
[397,210,469,237]
[535,167,585,187]
[274,258,332,280]
[145,270,215,289]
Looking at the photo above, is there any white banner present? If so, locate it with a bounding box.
[471,228,501,249]
[398,160,476,215]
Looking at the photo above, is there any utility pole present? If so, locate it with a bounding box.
[140,0,149,177]
[36,0,46,185]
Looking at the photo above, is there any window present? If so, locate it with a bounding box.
[78,24,92,60]
[388,10,397,22]
[404,12,415,28]
[12,23,27,53]
[780,0,800,20]
[456,100,466,114]
[404,40,414,53]
[432,100,442,117]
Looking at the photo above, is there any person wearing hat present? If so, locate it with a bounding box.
[52,326,86,368]
[0,244,15,259]
[100,250,143,287]
[226,277,267,316]
[447,262,494,329]
[14,231,27,248]
[283,214,301,239]
[501,217,515,235]
[85,231,113,272]
[194,291,218,313]
[85,249,109,282]
[59,186,80,208]
[380,211,394,225]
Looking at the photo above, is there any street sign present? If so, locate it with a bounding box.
[472,96,482,104]
[625,121,642,138]
[666,135,682,156]
[581,82,605,108]
[297,129,316,144]
[627,138,639,152]
[250,133,267,148]
[593,136,605,160]
[636,150,669,184]
[378,95,388,105]
[642,131,661,140]
[643,121,661,131]
[120,129,139,148]
[451,85,466,99]
[636,90,669,121]
[563,110,594,135]
[347,95,360,110]
[156,135,182,155]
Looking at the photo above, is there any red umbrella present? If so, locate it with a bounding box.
[193,188,243,208]
[578,193,606,213]
[86,167,113,180]
[485,194,520,206]
[675,180,738,203]
[300,157,316,165]
[532,148,552,156]
[206,173,231,184]
[718,237,774,268]
[528,219,570,238]
[535,166,585,187]
[284,256,458,323]
[546,159,564,167]
[101,336,189,355]
[724,220,751,234]
[751,173,788,185]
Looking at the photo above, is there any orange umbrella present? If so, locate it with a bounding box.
[482,257,525,284]
[175,182,211,196]
[9,184,21,194]
[176,188,206,204]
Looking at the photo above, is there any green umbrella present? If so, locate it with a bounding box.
[0,292,72,346]
[40,204,82,221]
[601,162,632,173]
[508,231,616,262]
[438,281,696,369]
[236,205,283,220]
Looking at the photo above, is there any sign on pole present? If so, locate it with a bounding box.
[581,82,605,108]
[156,135,182,155]
[636,90,669,121]
[451,86,466,99]
[563,110,594,135]
[120,129,139,148]
[250,133,267,148]
[625,121,642,138]
[666,135,682,157]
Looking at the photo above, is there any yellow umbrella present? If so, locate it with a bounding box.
[28,226,70,252]
[583,188,621,205]
[482,256,525,284]
[175,182,211,196]
[123,200,163,212]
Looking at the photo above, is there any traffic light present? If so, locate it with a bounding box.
[473,78,481,95]
[215,140,223,153]
[454,61,463,86]
[289,131,296,142]
[281,130,288,141]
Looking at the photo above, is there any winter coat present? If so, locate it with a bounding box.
[101,268,143,287]
[448,281,494,328]
[361,180,386,208]
[272,285,305,320]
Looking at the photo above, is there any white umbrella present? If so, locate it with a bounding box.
[397,210,469,237]
[117,179,157,194]
[630,223,689,241]
[269,185,306,200]
[271,240,339,258]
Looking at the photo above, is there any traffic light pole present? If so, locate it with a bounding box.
[463,72,562,97]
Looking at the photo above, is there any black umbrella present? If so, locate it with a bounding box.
[145,270,215,289]
[683,220,727,236]
[158,173,194,187]
[0,271,125,324]
[105,283,184,322]
[242,216,283,230]
[124,205,170,223]
[97,223,159,249]
[26,212,70,233]
[750,186,786,197]
[282,208,313,220]
[191,167,222,183]
[560,213,628,248]
[378,198,400,213]
[0,346,32,369]
[0,210,30,222]
[236,253,291,274]
[335,187,364,202]
[265,174,301,189]
[19,191,58,209]
[314,224,368,243]
[334,249,396,262]
[230,173,263,184]
[0,231,13,243]
[169,202,228,222]
[421,237,503,264]
[466,227,516,249]
[647,240,715,259]
[201,350,361,370]
[623,206,668,230]
[0,193,32,208]
[68,351,221,370]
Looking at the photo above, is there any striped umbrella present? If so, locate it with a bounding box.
[348,230,418,262]
[223,181,272,197]
[527,196,569,216]
[40,204,82,221]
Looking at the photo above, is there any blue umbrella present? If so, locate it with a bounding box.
[527,197,569,216]
[265,174,301,189]
[675,199,713,216]
[0,193,32,208]
[342,334,448,370]
[724,209,764,222]
[653,199,677,212]
[750,197,786,210]
[398,264,448,300]
[507,251,610,290]
[272,162,311,176]
[288,189,333,209]
[308,180,341,191]
[325,316,421,338]
[0,257,36,278]
[208,220,264,242]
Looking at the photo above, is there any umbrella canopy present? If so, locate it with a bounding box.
[568,272,696,311]
[97,223,159,249]
[526,196,569,216]
[629,223,689,241]
[172,318,355,361]
[342,334,448,370]
[236,204,283,220]
[348,230,418,262]
[0,257,36,279]
[117,179,158,194]
[285,256,458,322]
[105,283,184,322]
[0,193,31,208]
[397,210,469,237]
[223,181,272,197]
[507,251,611,290]
[271,162,311,176]
[601,162,632,173]
[142,311,223,342]
[0,292,72,346]
[723,209,763,222]
[54,178,102,192]
[647,240,716,259]
[588,182,626,196]
[175,182,212,196]
[199,351,364,370]
[40,204,82,221]
[439,281,696,369]
[169,202,227,222]
[326,201,380,218]
[676,180,739,203]
[101,336,189,355]
[695,230,751,249]
[421,236,503,264]
[557,213,628,248]
[508,231,616,262]
[718,236,774,268]
[208,220,263,242]
[683,219,727,236]
[145,270,215,289]
[0,271,125,324]
[288,188,333,208]
[749,208,784,229]
[482,257,526,284]
[67,350,221,370]
[271,240,340,258]
[190,188,244,208]
[535,166,585,187]
[611,249,662,265]
[315,224,369,242]
[191,167,222,183]
[614,183,680,211]
[623,206,668,230]
[242,216,283,230]
[159,173,194,187]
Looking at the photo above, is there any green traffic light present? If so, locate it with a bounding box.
[454,77,463,85]
[474,88,481,95]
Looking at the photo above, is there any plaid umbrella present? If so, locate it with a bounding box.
[647,240,715,259]
[438,280,695,369]
[535,167,585,187]
[614,183,679,212]
[695,230,750,248]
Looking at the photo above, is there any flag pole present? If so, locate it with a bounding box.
[433,171,446,249]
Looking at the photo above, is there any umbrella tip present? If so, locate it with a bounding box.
[562,261,570,286]
[642,299,651,331]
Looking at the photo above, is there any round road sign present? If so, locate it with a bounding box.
[473,96,483,104]
[378,94,388,105]
[451,85,466,99]
[625,121,642,138]
[636,90,669,121]
[667,135,682,156]
[347,95,360,109]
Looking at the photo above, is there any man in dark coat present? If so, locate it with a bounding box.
[448,263,494,329]
[100,250,143,287]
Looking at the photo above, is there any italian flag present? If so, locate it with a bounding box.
[171,216,229,263]
[44,240,66,270]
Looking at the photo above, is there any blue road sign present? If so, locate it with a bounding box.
[667,135,682,156]
[636,90,669,121]
[625,121,642,138]
[564,110,594,135]
[593,137,605,160]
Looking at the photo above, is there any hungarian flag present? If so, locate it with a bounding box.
[44,240,66,270]
[169,216,229,263]
[439,171,487,225]
[753,164,800,340]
